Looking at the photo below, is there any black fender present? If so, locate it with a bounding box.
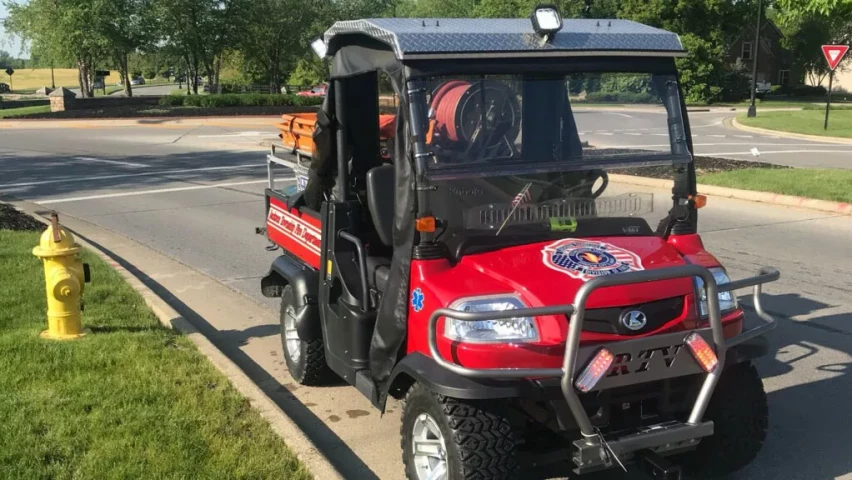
[385,352,529,403]
[261,253,321,341]
[724,335,769,367]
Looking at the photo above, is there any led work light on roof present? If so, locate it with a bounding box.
[531,4,563,43]
[310,37,328,59]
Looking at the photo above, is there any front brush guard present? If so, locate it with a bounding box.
[427,265,780,472]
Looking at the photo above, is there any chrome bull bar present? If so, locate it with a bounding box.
[427,265,780,440]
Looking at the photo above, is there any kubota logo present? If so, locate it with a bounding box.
[620,310,647,331]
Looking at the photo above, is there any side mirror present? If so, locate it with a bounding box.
[311,37,328,59]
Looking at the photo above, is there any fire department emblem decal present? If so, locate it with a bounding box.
[542,239,644,281]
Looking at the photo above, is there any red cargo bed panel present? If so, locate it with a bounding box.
[267,196,322,269]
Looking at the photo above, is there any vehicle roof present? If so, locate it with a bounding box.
[323,18,686,60]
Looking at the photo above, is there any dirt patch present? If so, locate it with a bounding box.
[609,156,791,180]
[0,204,44,231]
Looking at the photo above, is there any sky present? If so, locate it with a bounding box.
[1,2,28,59]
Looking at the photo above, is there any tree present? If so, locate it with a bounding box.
[93,0,157,97]
[239,0,310,92]
[616,0,759,103]
[775,0,852,20]
[774,2,852,86]
[4,0,110,96]
[153,0,249,94]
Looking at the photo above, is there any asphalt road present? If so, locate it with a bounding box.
[110,84,181,96]
[2,114,851,479]
[577,107,852,169]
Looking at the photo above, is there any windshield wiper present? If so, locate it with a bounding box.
[495,182,532,236]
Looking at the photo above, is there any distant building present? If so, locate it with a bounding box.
[727,19,797,87]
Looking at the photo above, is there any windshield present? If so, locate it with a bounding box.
[409,71,691,246]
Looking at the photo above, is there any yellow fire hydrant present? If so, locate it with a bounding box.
[32,213,91,340]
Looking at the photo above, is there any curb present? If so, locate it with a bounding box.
[8,202,343,480]
[731,116,852,145]
[609,174,852,216]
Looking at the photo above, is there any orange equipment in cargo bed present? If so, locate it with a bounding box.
[276,112,398,159]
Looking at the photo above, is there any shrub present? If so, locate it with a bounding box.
[583,91,657,104]
[143,70,157,80]
[791,85,827,97]
[158,93,324,108]
[159,95,185,106]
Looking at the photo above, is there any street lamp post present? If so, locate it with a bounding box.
[747,0,763,118]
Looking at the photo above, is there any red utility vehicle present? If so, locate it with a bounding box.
[259,7,781,479]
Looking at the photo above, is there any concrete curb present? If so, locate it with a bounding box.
[6,201,343,480]
[731,116,852,145]
[609,174,852,216]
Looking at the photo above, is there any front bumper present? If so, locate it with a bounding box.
[427,265,780,473]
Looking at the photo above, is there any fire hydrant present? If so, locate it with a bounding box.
[32,213,91,340]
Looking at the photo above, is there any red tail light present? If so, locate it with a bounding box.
[685,332,718,373]
[575,348,614,393]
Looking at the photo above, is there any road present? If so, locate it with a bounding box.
[70,84,178,97]
[1,114,851,480]
[577,107,852,169]
[110,84,180,96]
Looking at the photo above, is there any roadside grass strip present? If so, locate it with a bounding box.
[738,110,852,138]
[0,221,311,479]
[0,105,52,119]
[699,168,852,204]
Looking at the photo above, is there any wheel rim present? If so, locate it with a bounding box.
[283,304,301,364]
[411,413,448,480]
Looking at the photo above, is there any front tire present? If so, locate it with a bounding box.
[679,361,768,477]
[280,285,334,385]
[401,383,519,480]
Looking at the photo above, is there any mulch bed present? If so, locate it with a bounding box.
[8,104,318,119]
[609,155,791,179]
[0,204,45,231]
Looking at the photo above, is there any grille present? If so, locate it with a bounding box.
[578,296,685,335]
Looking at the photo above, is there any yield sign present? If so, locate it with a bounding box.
[822,45,849,71]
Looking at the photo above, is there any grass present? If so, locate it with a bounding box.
[5,69,174,94]
[699,168,852,203]
[6,69,121,92]
[0,105,52,118]
[0,227,311,480]
[737,109,852,138]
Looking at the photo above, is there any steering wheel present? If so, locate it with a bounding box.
[539,170,609,201]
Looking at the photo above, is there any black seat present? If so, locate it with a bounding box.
[366,164,395,247]
[367,257,391,292]
[365,164,395,293]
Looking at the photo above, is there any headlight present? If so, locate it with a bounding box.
[694,268,738,317]
[444,295,538,343]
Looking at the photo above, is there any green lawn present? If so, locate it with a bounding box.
[738,109,852,138]
[699,168,852,203]
[0,105,52,118]
[0,227,310,480]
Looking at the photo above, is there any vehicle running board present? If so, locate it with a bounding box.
[355,370,378,406]
[572,420,713,475]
